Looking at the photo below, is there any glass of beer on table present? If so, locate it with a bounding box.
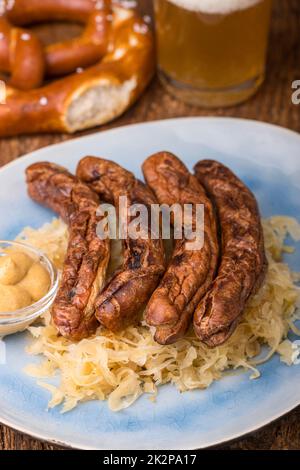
[154,0,272,107]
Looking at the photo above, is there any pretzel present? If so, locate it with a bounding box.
[0,17,45,90]
[0,0,154,136]
[3,0,111,79]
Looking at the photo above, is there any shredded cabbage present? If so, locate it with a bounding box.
[21,216,300,412]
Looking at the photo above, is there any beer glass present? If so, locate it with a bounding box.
[154,0,272,107]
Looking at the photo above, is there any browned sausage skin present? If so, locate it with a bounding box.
[142,152,219,345]
[26,162,110,340]
[76,156,165,332]
[194,160,268,347]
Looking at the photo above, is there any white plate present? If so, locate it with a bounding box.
[0,117,299,449]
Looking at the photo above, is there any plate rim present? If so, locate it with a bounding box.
[1,392,300,450]
[1,116,299,175]
[0,116,299,450]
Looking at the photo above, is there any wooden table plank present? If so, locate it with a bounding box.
[0,0,299,450]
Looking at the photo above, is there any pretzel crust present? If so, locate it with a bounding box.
[0,2,154,136]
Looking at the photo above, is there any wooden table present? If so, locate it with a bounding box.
[0,0,299,451]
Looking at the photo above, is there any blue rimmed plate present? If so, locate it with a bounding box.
[0,117,299,449]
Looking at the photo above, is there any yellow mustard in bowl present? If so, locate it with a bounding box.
[0,241,58,336]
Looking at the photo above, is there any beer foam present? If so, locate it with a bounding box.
[167,0,262,15]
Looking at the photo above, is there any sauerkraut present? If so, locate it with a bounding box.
[20,216,300,412]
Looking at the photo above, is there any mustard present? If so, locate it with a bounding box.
[0,250,50,312]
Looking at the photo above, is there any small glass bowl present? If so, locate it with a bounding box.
[0,240,59,336]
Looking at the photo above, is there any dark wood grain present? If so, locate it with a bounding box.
[0,0,299,451]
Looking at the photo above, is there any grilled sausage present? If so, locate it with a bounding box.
[76,156,165,332]
[26,162,110,340]
[142,152,219,345]
[194,160,268,347]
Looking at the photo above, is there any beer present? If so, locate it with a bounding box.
[154,0,272,107]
